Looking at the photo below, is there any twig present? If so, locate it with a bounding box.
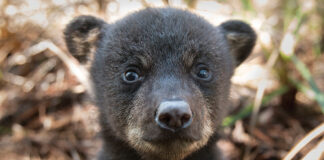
[283,123,324,160]
[249,81,267,131]
[23,40,92,95]
[302,137,324,160]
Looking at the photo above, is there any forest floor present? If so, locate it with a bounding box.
[0,0,323,160]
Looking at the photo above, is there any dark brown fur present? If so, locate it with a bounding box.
[64,8,256,160]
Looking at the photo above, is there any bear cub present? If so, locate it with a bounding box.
[64,8,256,160]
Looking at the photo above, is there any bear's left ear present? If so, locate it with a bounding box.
[64,15,107,64]
[219,20,256,66]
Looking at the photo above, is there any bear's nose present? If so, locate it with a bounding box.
[155,100,193,132]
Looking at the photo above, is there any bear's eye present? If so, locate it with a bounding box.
[193,64,212,81]
[197,69,209,79]
[123,70,140,83]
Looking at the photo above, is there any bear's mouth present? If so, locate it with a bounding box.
[141,129,202,143]
[126,116,214,158]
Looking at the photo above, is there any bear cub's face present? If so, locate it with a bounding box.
[65,8,256,159]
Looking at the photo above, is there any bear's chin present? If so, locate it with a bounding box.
[126,123,213,160]
[129,136,209,160]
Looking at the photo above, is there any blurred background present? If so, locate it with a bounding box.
[0,0,323,159]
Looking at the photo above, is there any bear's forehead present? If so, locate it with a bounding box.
[100,8,227,68]
[111,8,216,41]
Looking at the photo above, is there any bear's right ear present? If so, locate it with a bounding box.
[64,15,107,64]
[219,20,256,66]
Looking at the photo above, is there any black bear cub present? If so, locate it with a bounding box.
[64,8,256,160]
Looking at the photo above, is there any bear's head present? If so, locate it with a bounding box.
[64,8,256,160]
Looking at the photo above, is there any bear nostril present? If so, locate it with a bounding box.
[181,114,191,124]
[155,100,193,132]
[158,113,171,125]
